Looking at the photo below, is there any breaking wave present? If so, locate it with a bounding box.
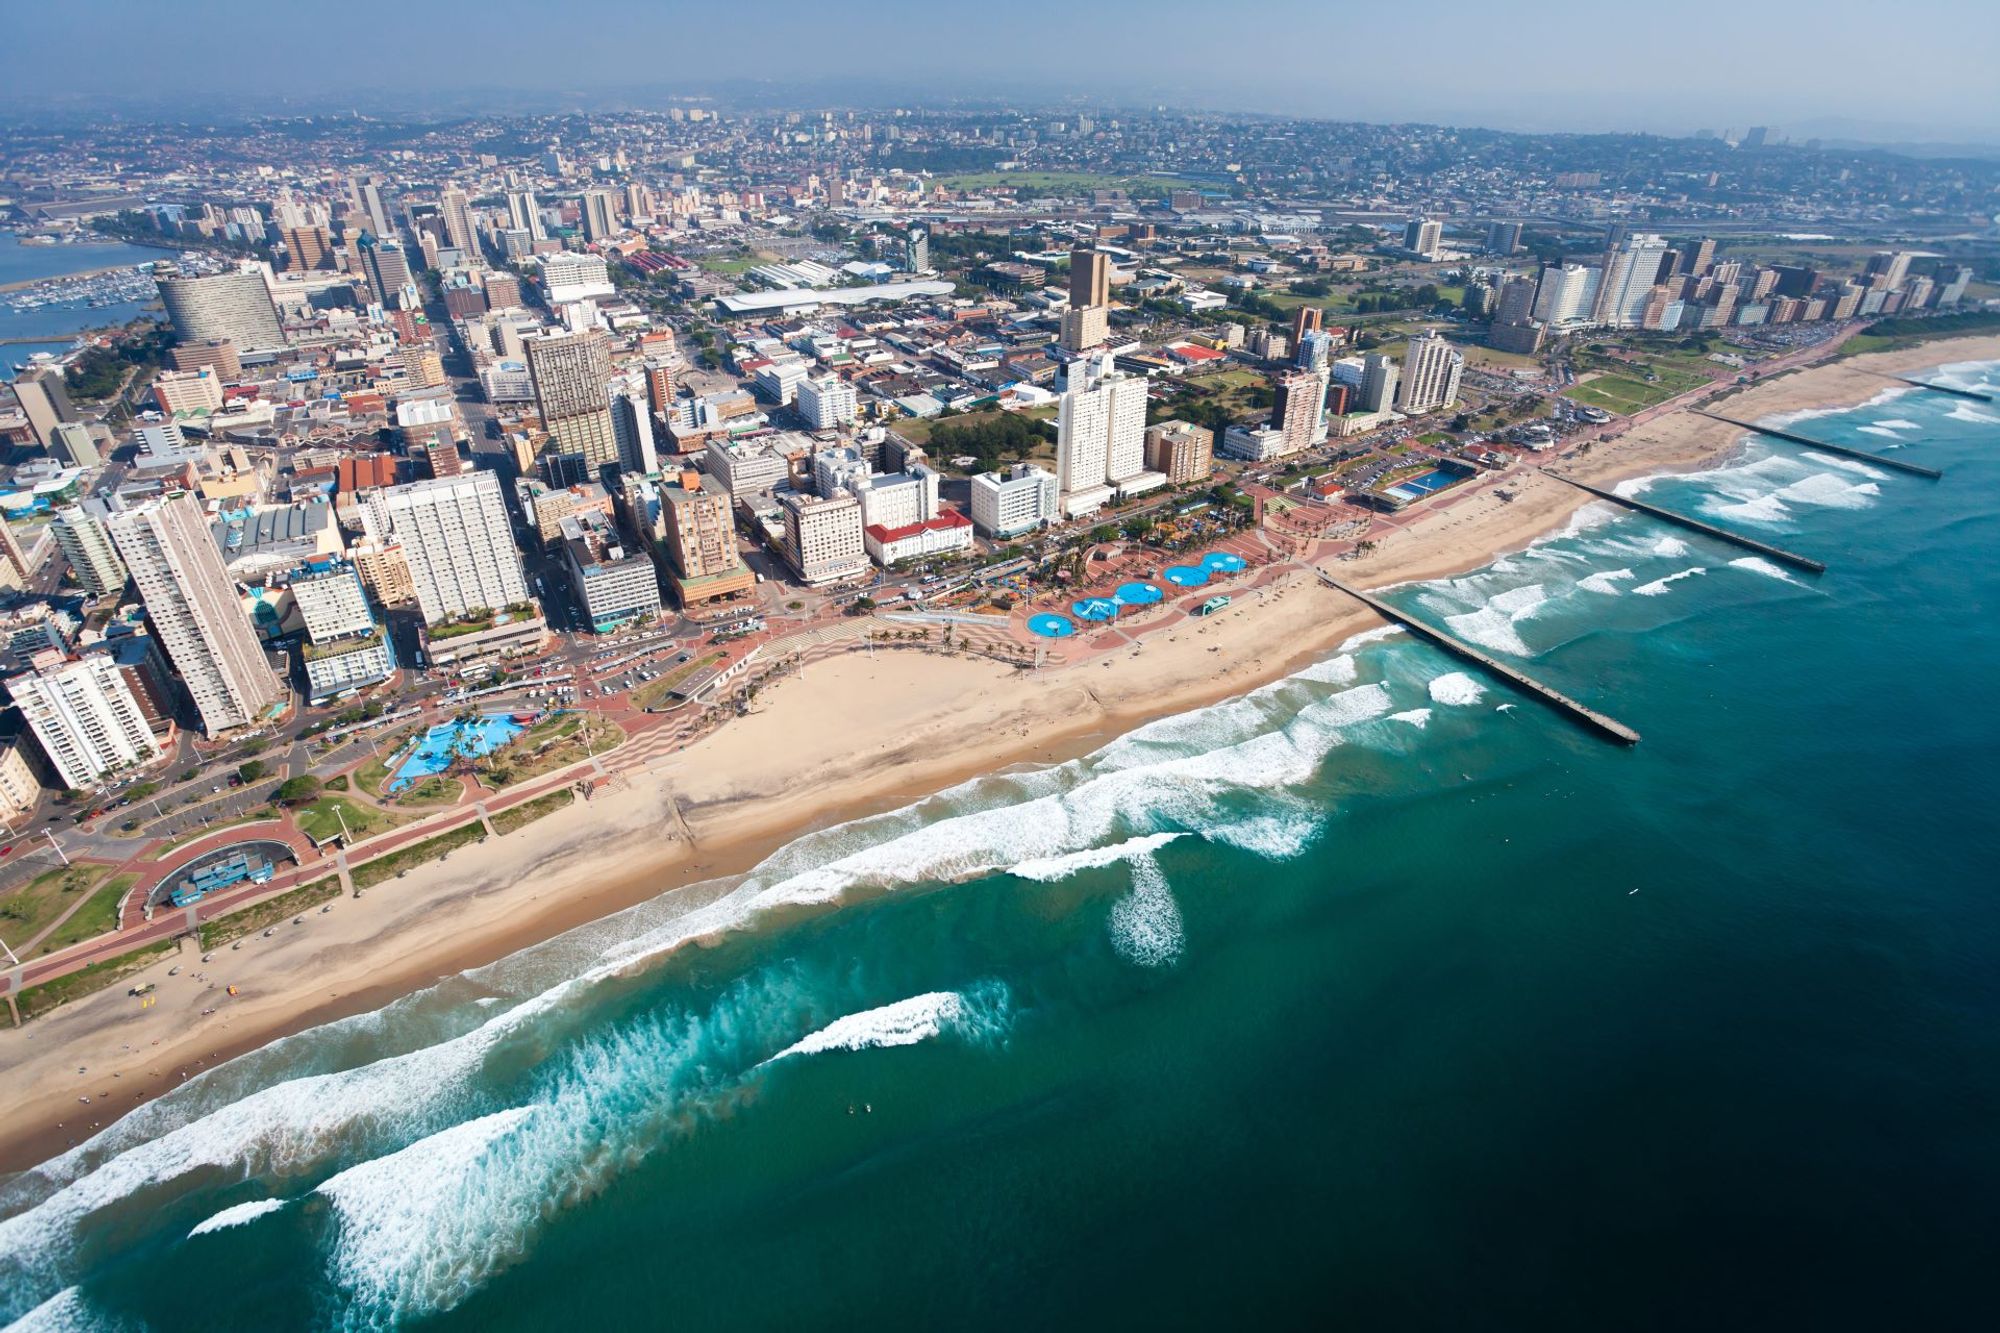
[1108,853,1184,968]
[1427,673,1486,706]
[186,1196,288,1239]
[770,987,1010,1062]
[1633,568,1707,597]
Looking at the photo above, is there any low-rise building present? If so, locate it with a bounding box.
[969,463,1059,539]
[780,489,867,585]
[864,511,975,566]
[1143,420,1214,485]
[561,509,662,634]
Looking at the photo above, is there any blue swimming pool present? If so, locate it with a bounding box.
[1114,581,1164,606]
[1162,565,1211,588]
[388,714,527,793]
[1200,551,1247,573]
[1384,468,1460,501]
[1028,613,1077,638]
[1072,597,1120,622]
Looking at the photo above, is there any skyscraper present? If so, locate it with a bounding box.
[1271,369,1330,454]
[360,235,414,308]
[1359,354,1400,413]
[1404,217,1443,260]
[1397,333,1465,415]
[506,189,547,240]
[50,504,127,597]
[526,331,619,470]
[611,389,659,475]
[1069,248,1110,309]
[1055,372,1148,514]
[10,366,76,448]
[1485,221,1523,255]
[366,472,529,626]
[106,493,281,735]
[579,189,617,243]
[1596,234,1672,328]
[439,186,478,255]
[1291,305,1324,348]
[154,263,284,351]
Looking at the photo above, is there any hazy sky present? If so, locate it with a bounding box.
[6,0,1998,142]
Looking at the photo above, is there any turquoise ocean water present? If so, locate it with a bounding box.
[3,362,1998,1331]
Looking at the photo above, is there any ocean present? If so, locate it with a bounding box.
[0,234,163,381]
[3,362,1998,1331]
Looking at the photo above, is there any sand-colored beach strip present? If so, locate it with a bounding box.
[2,334,1994,1170]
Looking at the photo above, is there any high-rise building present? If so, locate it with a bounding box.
[359,235,414,308]
[780,489,867,585]
[1485,221,1523,255]
[526,331,618,470]
[439,187,478,255]
[1686,238,1716,277]
[366,472,529,626]
[1144,420,1215,485]
[1055,372,1148,515]
[49,421,100,468]
[1494,274,1539,326]
[291,562,395,702]
[282,224,335,271]
[506,189,546,240]
[4,654,162,789]
[152,367,226,419]
[969,463,1060,538]
[797,374,859,429]
[1863,251,1915,292]
[906,226,929,273]
[1596,233,1672,328]
[1271,369,1330,455]
[1397,333,1465,415]
[0,515,31,588]
[579,189,618,242]
[1531,262,1605,330]
[656,476,755,607]
[1069,247,1111,309]
[1404,217,1443,260]
[643,358,676,418]
[50,504,127,597]
[611,389,659,475]
[155,263,284,351]
[11,366,76,448]
[167,339,242,380]
[1290,306,1324,348]
[105,493,282,735]
[1059,304,1110,352]
[1359,353,1400,413]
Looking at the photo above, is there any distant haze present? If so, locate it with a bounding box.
[6,0,1998,145]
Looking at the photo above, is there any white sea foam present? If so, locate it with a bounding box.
[1428,672,1486,706]
[1854,426,1900,439]
[1948,404,2000,425]
[1108,853,1184,968]
[4,1286,127,1333]
[1632,568,1707,596]
[1873,418,1919,430]
[1802,451,1888,479]
[1778,472,1879,510]
[1292,653,1357,685]
[1010,832,1186,882]
[1727,556,1805,587]
[1388,708,1432,728]
[317,1107,535,1321]
[1443,584,1547,658]
[1651,536,1689,558]
[1578,568,1636,595]
[1495,703,1518,713]
[186,1197,288,1239]
[771,992,976,1060]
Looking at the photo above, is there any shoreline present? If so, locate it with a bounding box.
[2,333,1995,1175]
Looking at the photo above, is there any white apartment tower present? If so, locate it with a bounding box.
[439,187,479,255]
[798,375,859,430]
[367,472,530,625]
[1397,334,1465,414]
[105,493,281,735]
[1056,373,1148,515]
[5,655,162,788]
[50,506,128,597]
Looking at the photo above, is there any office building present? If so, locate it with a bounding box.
[1397,333,1464,415]
[439,187,478,255]
[1272,368,1330,454]
[153,367,226,418]
[1486,221,1522,255]
[5,654,162,789]
[11,367,77,449]
[1404,217,1443,260]
[797,374,858,429]
[644,358,676,418]
[358,234,414,308]
[1358,353,1400,413]
[506,189,546,240]
[611,390,660,476]
[50,504,127,597]
[105,492,282,735]
[579,188,618,243]
[1290,306,1324,348]
[1059,303,1110,352]
[47,421,99,468]
[527,331,618,470]
[780,489,867,585]
[1056,372,1149,516]
[367,472,529,625]
[1069,247,1110,308]
[156,262,284,351]
[1144,420,1215,486]
[282,224,335,271]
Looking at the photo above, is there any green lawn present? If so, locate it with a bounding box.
[697,253,767,276]
[491,789,575,836]
[0,865,114,949]
[14,940,176,1022]
[351,823,487,892]
[198,879,342,950]
[295,797,406,846]
[37,874,136,954]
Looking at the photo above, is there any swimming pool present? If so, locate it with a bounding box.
[1072,597,1120,622]
[1028,613,1077,638]
[1162,565,1211,588]
[1384,469,1461,501]
[388,714,527,793]
[1114,581,1164,606]
[1199,551,1247,573]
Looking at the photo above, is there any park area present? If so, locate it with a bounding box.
[1565,347,1716,414]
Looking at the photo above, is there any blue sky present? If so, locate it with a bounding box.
[4,0,1997,142]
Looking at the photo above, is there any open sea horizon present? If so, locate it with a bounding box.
[3,360,1998,1331]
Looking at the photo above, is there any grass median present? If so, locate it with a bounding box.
[350,822,487,891]
[197,878,343,950]
[491,788,576,836]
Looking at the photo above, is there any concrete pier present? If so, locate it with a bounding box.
[1314,570,1641,745]
[1543,472,1827,574]
[1696,411,1943,480]
[1892,375,1992,403]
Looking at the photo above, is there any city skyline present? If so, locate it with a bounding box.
[4,1,1999,146]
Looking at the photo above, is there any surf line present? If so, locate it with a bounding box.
[1313,571,1640,746]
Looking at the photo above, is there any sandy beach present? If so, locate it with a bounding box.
[2,333,1994,1172]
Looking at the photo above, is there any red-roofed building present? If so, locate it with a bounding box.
[337,452,399,494]
[863,511,974,567]
[1166,342,1224,365]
